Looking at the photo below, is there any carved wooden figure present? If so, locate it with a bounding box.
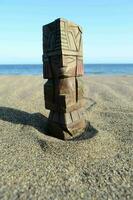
[43,18,86,139]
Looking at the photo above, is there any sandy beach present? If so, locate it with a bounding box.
[0,75,133,200]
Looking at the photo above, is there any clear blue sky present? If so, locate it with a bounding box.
[0,0,133,64]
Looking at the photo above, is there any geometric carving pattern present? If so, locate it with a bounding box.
[44,77,85,112]
[43,18,84,78]
[43,18,86,139]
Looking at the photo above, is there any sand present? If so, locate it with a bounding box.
[0,75,133,200]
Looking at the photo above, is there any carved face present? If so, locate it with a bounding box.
[43,18,83,78]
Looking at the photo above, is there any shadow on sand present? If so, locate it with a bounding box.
[0,107,98,141]
[0,106,48,134]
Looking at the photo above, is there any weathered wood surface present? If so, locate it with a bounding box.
[43,18,86,139]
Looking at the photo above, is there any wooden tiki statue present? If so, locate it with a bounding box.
[42,18,86,139]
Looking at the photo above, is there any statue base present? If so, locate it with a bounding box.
[47,119,89,140]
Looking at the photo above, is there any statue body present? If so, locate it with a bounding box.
[43,18,86,139]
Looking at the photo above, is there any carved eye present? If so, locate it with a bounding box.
[66,56,76,64]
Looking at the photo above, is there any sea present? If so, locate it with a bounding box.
[0,64,133,75]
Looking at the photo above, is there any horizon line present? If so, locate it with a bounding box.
[0,63,133,65]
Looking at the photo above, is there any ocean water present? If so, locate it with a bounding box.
[0,64,133,75]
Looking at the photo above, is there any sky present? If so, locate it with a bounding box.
[0,0,133,64]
